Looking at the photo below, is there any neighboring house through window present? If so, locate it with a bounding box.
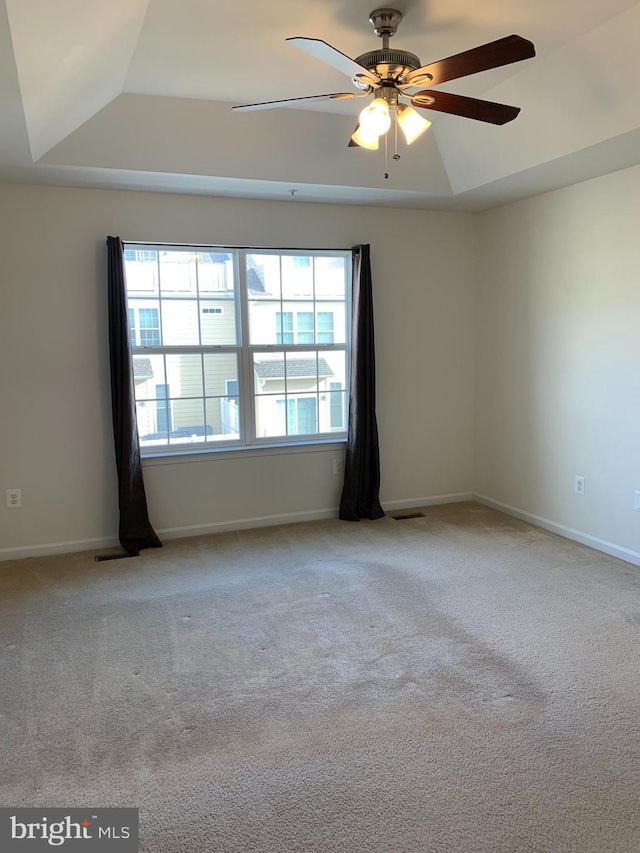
[124,246,350,453]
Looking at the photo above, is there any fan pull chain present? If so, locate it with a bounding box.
[384,130,388,179]
[393,106,400,162]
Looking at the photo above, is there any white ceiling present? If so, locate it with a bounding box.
[1,0,640,210]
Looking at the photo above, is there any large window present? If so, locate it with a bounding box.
[124,246,350,454]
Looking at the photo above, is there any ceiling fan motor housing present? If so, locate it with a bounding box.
[354,48,422,86]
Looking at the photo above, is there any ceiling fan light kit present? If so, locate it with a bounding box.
[233,7,535,171]
[396,104,432,145]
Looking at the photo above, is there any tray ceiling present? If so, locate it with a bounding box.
[1,0,640,210]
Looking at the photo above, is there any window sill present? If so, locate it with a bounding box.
[141,438,347,466]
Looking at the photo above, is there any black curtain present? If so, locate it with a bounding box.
[107,236,162,555]
[339,245,385,521]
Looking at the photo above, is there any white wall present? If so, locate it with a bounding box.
[476,164,640,556]
[0,184,477,556]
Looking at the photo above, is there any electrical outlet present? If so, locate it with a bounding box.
[634,491,640,511]
[333,458,345,476]
[6,489,22,508]
[575,476,585,496]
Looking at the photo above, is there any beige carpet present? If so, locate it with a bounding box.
[1,502,639,852]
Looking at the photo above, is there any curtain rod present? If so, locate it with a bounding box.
[118,240,352,252]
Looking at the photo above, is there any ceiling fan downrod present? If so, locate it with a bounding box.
[368,8,403,47]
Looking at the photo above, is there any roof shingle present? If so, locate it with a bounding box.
[254,358,333,380]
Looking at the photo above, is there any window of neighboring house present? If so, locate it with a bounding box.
[296,312,314,344]
[128,306,160,347]
[276,397,318,436]
[124,245,350,454]
[225,379,239,399]
[276,311,294,345]
[139,308,161,347]
[276,311,334,345]
[318,311,334,344]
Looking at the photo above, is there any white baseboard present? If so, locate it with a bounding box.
[475,494,640,567]
[0,535,121,563]
[382,493,474,511]
[0,493,475,562]
[157,507,340,540]
[157,493,474,541]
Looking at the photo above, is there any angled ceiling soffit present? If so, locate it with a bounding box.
[434,4,640,195]
[42,93,453,197]
[6,0,150,161]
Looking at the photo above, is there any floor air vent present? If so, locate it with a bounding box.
[390,511,426,520]
[94,553,138,562]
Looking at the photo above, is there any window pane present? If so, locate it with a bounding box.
[133,354,165,400]
[314,256,346,300]
[297,312,314,344]
[264,394,318,438]
[197,252,234,295]
[161,300,199,345]
[320,350,347,387]
[247,254,280,299]
[285,351,319,394]
[139,307,159,327]
[317,311,333,332]
[329,384,346,430]
[128,308,136,347]
[255,394,317,438]
[281,302,315,341]
[124,252,159,295]
[165,354,204,398]
[134,356,168,446]
[255,396,286,438]
[203,353,238,397]
[200,300,237,345]
[249,300,281,345]
[128,300,162,346]
[207,397,240,440]
[287,395,318,435]
[253,352,286,395]
[297,312,314,331]
[159,251,197,296]
[275,311,294,346]
[282,313,294,332]
[282,255,313,300]
[317,301,346,343]
[155,384,171,435]
[168,399,206,445]
[204,354,242,441]
[319,351,346,432]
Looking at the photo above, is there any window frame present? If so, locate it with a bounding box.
[124,243,351,459]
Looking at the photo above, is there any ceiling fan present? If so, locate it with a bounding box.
[232,8,535,153]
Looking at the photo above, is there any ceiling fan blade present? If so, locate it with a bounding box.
[232,92,364,112]
[406,34,535,87]
[287,37,381,87]
[411,90,520,125]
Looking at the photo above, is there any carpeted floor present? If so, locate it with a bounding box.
[1,502,639,852]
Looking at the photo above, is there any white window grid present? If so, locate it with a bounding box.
[124,245,351,454]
